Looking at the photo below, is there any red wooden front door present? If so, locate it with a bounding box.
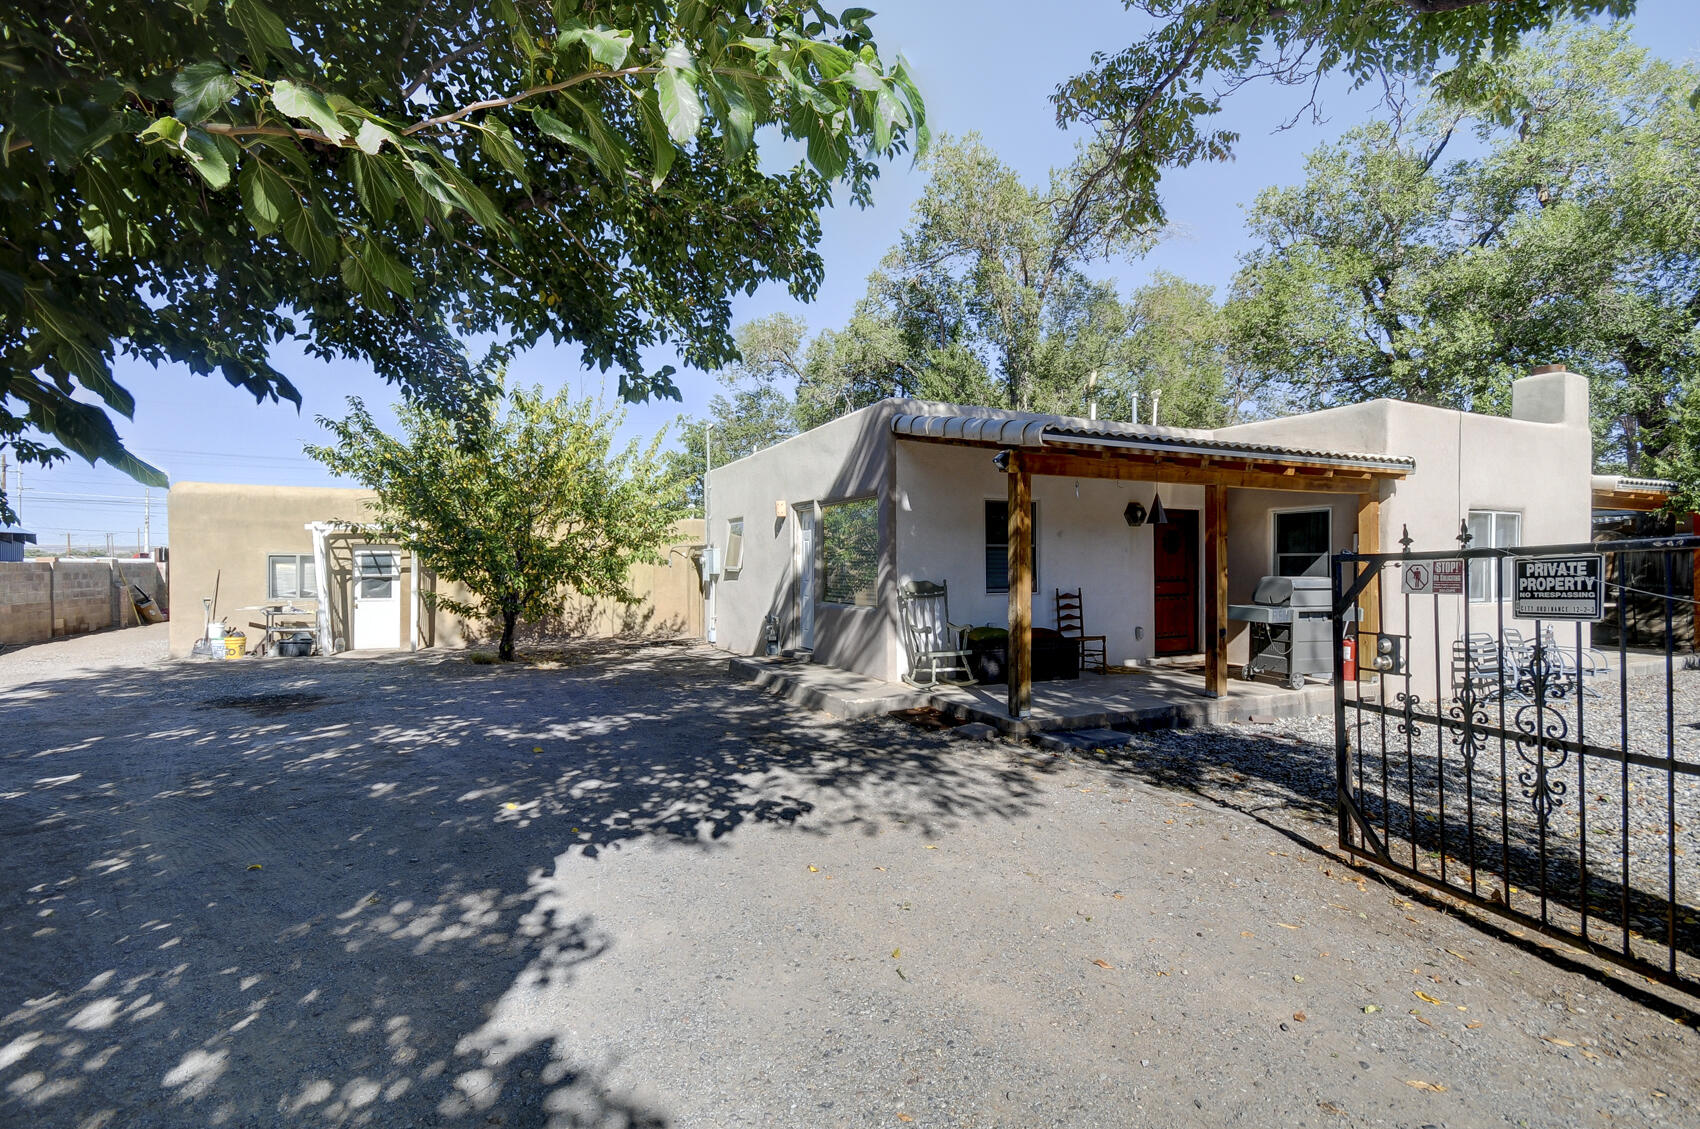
[1153,509,1200,655]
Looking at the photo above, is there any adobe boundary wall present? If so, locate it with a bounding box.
[0,559,169,645]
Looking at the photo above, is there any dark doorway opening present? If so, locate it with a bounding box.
[1153,508,1200,656]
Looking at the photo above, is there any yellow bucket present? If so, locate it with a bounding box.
[223,633,246,660]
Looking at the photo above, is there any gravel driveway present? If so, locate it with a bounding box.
[1,626,1696,1128]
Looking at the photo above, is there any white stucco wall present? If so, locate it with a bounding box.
[705,402,901,680]
[894,441,1206,671]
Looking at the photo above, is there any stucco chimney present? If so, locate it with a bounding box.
[1511,363,1589,427]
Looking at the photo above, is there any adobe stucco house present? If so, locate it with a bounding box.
[167,483,704,658]
[704,366,1593,715]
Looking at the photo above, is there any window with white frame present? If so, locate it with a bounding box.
[724,517,745,573]
[267,553,317,600]
[1467,510,1523,600]
[1273,508,1331,577]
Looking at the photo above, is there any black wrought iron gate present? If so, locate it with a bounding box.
[1331,535,1700,995]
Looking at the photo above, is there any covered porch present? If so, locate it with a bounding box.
[892,413,1414,719]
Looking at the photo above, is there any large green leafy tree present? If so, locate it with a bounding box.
[308,367,682,661]
[1052,0,1636,233]
[0,1,926,521]
[1226,27,1700,483]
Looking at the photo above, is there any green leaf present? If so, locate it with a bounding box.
[271,80,350,142]
[280,200,339,269]
[349,152,398,223]
[656,43,703,144]
[354,119,397,155]
[836,60,884,93]
[138,116,187,147]
[182,128,231,188]
[558,24,634,69]
[172,63,238,122]
[239,160,294,234]
[477,119,528,184]
[22,103,93,164]
[635,91,675,187]
[227,0,293,65]
[25,289,132,416]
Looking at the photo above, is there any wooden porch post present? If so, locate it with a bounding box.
[1008,453,1032,718]
[1204,484,1227,697]
[1357,490,1382,680]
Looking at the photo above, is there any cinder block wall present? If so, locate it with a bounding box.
[0,559,169,644]
[0,563,53,644]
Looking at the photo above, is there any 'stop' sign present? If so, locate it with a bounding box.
[1512,555,1605,621]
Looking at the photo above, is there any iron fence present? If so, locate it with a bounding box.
[1331,536,1700,995]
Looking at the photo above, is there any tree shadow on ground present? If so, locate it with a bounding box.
[0,641,1045,1127]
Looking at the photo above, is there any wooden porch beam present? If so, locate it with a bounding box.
[1017,451,1391,493]
[1008,451,1032,719]
[1357,489,1382,683]
[1204,484,1228,697]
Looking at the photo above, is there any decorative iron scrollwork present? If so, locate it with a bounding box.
[1513,640,1570,817]
[1395,691,1423,741]
[1447,686,1489,772]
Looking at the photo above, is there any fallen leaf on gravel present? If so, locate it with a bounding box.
[1404,1080,1447,1093]
[1652,1090,1668,1098]
[246,864,262,871]
[924,845,938,850]
[808,865,819,873]
[1465,1021,1483,1030]
[1293,975,1304,982]
[1241,931,1254,938]
[1293,1012,1307,1022]
[1414,990,1445,1005]
[875,866,887,872]
[896,1115,913,1123]
[1093,959,1114,970]
[1277,923,1300,930]
[1318,1100,1345,1116]
[1363,1005,1380,1013]
[892,948,901,959]
[1543,1037,1577,1047]
[1409,1011,1433,1028]
[1444,949,1471,962]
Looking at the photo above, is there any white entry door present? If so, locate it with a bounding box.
[351,547,402,650]
[795,507,816,651]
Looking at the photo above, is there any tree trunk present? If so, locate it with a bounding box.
[498,610,519,662]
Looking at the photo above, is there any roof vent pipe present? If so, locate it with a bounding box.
[1149,388,1161,427]
[1087,369,1098,421]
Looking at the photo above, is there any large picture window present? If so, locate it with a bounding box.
[821,498,878,606]
[1467,510,1523,601]
[1273,509,1330,577]
[267,553,317,600]
[984,500,1038,593]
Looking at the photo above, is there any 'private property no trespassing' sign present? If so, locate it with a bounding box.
[1512,555,1605,621]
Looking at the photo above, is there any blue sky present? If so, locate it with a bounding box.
[15,2,1700,550]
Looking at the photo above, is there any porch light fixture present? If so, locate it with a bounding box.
[1147,491,1170,526]
[1123,500,1147,526]
[992,449,1012,472]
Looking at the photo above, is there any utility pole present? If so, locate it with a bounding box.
[106,533,114,557]
[142,488,151,555]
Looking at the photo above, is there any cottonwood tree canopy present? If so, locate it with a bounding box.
[308,363,682,662]
[1053,0,1638,234]
[0,1,926,520]
[1226,26,1700,484]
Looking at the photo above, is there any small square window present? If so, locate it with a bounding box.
[984,500,1038,593]
[1273,509,1331,578]
[1467,510,1523,600]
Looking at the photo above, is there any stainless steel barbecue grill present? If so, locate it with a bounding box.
[1227,575,1332,689]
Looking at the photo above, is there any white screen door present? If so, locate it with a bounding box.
[796,507,815,650]
[351,547,402,650]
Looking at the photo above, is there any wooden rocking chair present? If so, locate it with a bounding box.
[899,580,975,687]
[1055,588,1108,674]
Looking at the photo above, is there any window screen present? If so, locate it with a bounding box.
[1273,510,1331,577]
[984,500,1038,593]
[1467,510,1523,600]
[267,553,317,600]
[821,499,878,606]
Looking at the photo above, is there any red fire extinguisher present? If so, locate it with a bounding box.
[1342,633,1358,681]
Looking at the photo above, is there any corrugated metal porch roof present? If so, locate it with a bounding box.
[890,411,1415,473]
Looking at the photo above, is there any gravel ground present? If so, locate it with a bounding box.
[1,626,1697,1128]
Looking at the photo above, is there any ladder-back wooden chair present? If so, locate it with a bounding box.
[898,581,974,687]
[1055,588,1108,674]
